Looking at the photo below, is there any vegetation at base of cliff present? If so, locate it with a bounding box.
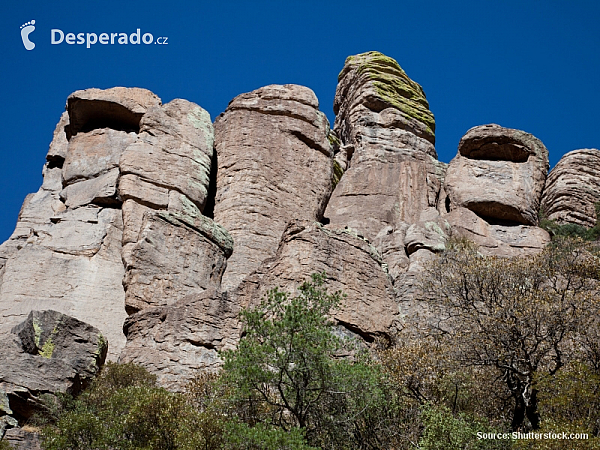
[390,236,600,448]
[35,259,600,449]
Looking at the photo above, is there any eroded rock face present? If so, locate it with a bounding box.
[540,149,600,227]
[324,52,448,292]
[0,87,226,363]
[445,124,549,226]
[0,94,129,360]
[119,99,214,210]
[213,84,334,291]
[119,289,241,391]
[66,87,161,135]
[445,207,550,257]
[123,211,231,313]
[0,311,106,427]
[236,221,399,341]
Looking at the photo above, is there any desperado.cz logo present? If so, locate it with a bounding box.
[20,19,168,50]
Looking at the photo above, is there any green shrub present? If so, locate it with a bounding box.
[40,362,204,450]
[419,404,509,450]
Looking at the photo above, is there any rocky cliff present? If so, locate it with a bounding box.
[1,51,598,440]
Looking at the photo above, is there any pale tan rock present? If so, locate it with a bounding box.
[446,207,550,257]
[444,124,549,226]
[67,87,161,135]
[60,168,120,208]
[119,289,241,391]
[46,111,70,164]
[235,221,398,340]
[121,200,153,246]
[62,128,136,184]
[324,52,448,298]
[540,149,600,227]
[119,99,213,210]
[123,212,231,313]
[214,84,333,291]
[118,174,170,209]
[0,207,127,360]
[325,52,445,241]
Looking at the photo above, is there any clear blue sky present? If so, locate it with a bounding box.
[2,1,599,242]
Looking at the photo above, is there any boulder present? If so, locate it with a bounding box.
[444,124,549,226]
[0,311,107,425]
[540,149,600,227]
[66,87,161,135]
[236,221,399,341]
[119,99,214,210]
[119,289,240,391]
[213,84,333,291]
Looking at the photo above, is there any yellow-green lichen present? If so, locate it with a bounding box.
[340,51,436,136]
[33,319,42,348]
[39,337,55,358]
[327,133,341,148]
[38,325,59,359]
[332,160,344,189]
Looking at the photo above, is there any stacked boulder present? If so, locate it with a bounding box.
[324,52,448,300]
[213,84,334,292]
[444,124,551,257]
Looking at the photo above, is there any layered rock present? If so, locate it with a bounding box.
[122,209,232,313]
[118,98,228,314]
[213,84,334,291]
[445,124,549,226]
[445,207,550,257]
[540,149,600,227]
[0,87,227,363]
[119,289,240,391]
[443,124,551,256]
[0,311,106,429]
[236,221,399,341]
[324,52,448,291]
[0,88,152,359]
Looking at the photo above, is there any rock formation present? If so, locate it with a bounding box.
[0,311,106,434]
[323,52,449,298]
[213,84,334,291]
[540,149,600,227]
[445,124,549,226]
[1,51,597,444]
[444,124,551,257]
[0,87,231,365]
[235,221,398,341]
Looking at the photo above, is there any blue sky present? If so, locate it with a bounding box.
[1,1,599,242]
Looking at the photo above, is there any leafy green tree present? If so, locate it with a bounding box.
[418,404,509,450]
[219,273,400,449]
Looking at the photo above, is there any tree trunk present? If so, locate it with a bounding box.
[526,389,540,430]
[511,395,526,431]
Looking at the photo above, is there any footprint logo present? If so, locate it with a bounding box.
[20,20,35,50]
